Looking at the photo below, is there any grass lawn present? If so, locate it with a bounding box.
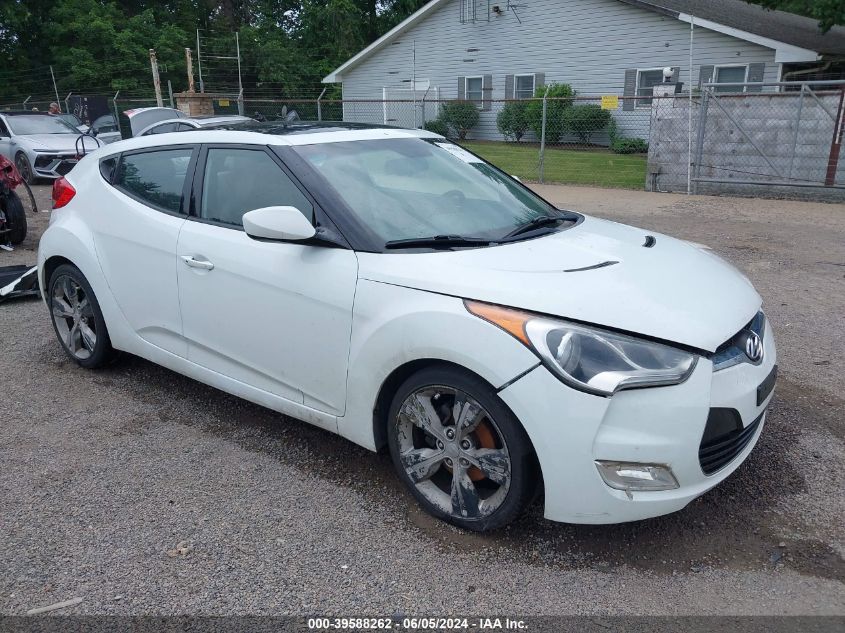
[460,140,647,189]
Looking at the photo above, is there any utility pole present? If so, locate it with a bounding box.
[50,66,61,110]
[235,31,243,115]
[185,48,195,93]
[196,29,204,93]
[149,49,163,107]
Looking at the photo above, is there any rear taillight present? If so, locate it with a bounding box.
[52,177,76,209]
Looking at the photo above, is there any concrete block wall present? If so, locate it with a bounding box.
[646,92,845,202]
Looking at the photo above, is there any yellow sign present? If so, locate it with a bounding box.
[218,99,230,107]
[601,95,619,110]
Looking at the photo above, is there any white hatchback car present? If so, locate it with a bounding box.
[38,123,777,531]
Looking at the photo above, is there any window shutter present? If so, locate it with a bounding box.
[746,63,765,92]
[482,74,492,110]
[505,74,514,99]
[698,65,714,88]
[623,68,637,111]
[671,66,681,85]
[457,76,465,100]
[535,72,545,94]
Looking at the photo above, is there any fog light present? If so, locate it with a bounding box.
[595,461,679,491]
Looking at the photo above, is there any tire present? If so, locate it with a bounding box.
[1,190,26,244]
[48,264,115,368]
[14,152,35,185]
[387,365,538,531]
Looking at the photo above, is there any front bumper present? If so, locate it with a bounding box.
[498,320,777,524]
[32,152,79,179]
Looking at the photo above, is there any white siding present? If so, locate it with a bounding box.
[338,0,780,140]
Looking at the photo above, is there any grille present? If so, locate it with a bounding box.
[55,160,77,176]
[699,409,763,475]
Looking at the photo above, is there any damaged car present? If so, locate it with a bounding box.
[37,123,777,531]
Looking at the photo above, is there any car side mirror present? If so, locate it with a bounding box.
[242,206,317,242]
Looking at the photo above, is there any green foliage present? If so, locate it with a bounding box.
[423,118,449,137]
[611,138,649,154]
[496,101,529,142]
[438,101,480,140]
[0,0,432,104]
[743,1,843,32]
[524,83,575,143]
[563,104,612,144]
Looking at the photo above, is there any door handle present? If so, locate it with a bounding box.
[181,255,214,271]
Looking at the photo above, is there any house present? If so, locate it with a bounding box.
[322,0,845,138]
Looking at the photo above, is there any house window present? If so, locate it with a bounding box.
[465,76,483,105]
[636,68,665,107]
[514,74,535,99]
[713,65,748,92]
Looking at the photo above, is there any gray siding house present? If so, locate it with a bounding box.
[323,0,845,139]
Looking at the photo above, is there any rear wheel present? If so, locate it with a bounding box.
[387,366,538,531]
[48,264,114,368]
[14,152,34,185]
[1,190,26,244]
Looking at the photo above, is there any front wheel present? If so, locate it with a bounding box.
[14,152,34,185]
[48,264,114,368]
[387,366,538,531]
[1,190,26,244]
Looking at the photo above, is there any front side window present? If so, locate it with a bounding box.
[514,74,535,99]
[714,65,748,92]
[636,69,665,106]
[465,77,483,105]
[5,114,79,135]
[293,138,560,247]
[200,148,313,227]
[114,148,193,213]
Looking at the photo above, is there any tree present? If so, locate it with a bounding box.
[744,1,844,32]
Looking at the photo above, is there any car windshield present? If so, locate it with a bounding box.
[292,138,561,246]
[57,114,82,127]
[6,114,80,135]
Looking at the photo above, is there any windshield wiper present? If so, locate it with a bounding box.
[384,234,494,250]
[501,213,574,240]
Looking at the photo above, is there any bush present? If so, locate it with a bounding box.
[611,137,649,154]
[423,118,449,137]
[496,101,529,142]
[524,82,575,143]
[563,104,612,144]
[439,100,480,140]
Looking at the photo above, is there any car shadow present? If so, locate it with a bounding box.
[105,352,844,583]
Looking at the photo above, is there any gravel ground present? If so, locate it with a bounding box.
[1,185,843,616]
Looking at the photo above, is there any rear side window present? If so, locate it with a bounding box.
[145,122,178,135]
[99,156,118,183]
[200,147,313,227]
[114,148,193,214]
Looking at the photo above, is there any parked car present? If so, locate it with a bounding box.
[37,123,777,531]
[88,114,121,144]
[0,111,101,184]
[137,115,252,136]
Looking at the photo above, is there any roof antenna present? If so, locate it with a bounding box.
[507,1,525,24]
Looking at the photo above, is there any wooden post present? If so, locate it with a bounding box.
[185,48,195,93]
[149,49,163,107]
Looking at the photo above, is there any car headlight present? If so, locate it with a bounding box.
[465,300,697,396]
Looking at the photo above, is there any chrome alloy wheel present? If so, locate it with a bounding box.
[395,386,511,520]
[51,275,97,360]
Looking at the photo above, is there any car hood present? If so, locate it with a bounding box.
[16,134,97,153]
[356,215,761,352]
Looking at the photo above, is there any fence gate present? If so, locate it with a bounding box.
[382,84,440,128]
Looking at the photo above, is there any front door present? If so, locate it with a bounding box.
[176,145,358,415]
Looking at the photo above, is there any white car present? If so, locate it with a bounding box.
[0,111,101,183]
[38,123,777,531]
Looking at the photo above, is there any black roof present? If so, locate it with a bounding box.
[196,120,403,135]
[621,0,845,56]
